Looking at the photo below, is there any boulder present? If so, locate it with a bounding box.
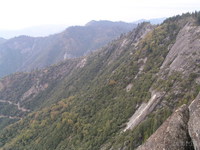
[137,104,193,150]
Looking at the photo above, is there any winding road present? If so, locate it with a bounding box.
[0,99,30,112]
[0,115,21,119]
[0,99,30,119]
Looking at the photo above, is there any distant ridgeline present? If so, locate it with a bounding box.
[0,20,136,78]
[0,12,200,150]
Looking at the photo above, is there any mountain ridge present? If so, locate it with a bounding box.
[0,12,200,150]
[0,20,136,78]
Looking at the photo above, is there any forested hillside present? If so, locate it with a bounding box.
[0,12,200,150]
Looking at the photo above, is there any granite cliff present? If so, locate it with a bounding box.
[0,12,200,150]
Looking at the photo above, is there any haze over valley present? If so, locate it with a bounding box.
[0,0,200,149]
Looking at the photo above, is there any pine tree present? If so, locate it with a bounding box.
[198,12,200,24]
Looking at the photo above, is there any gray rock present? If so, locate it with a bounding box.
[137,105,192,150]
[188,93,200,150]
[161,23,200,76]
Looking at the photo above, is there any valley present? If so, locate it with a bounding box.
[0,12,200,150]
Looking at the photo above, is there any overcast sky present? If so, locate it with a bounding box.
[0,0,199,30]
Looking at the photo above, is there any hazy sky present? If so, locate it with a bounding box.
[0,0,199,30]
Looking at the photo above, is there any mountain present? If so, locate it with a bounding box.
[0,38,6,44]
[0,25,68,39]
[0,18,164,39]
[86,20,136,29]
[133,17,166,24]
[0,12,200,150]
[0,21,136,78]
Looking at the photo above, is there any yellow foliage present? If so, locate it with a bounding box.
[30,120,39,128]
[50,111,59,120]
[34,112,39,119]
[40,120,48,127]
[58,101,67,108]
[108,80,117,85]
[67,119,73,125]
[56,122,62,129]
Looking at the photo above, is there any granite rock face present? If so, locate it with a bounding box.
[188,93,200,150]
[161,22,200,76]
[135,21,200,150]
[137,105,193,150]
[137,93,200,150]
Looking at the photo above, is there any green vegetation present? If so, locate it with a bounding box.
[0,118,18,131]
[109,107,172,149]
[0,12,199,150]
[193,11,200,25]
[0,21,136,78]
[0,102,25,117]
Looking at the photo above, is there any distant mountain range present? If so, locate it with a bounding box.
[0,20,136,77]
[0,13,200,150]
[133,17,166,24]
[0,18,165,39]
[0,25,68,39]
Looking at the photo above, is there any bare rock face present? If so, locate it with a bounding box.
[124,91,162,132]
[137,105,193,150]
[188,93,200,150]
[107,23,154,65]
[161,22,200,76]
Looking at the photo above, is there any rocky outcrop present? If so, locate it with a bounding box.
[126,83,133,92]
[161,22,200,76]
[137,105,193,150]
[107,23,154,65]
[188,93,200,150]
[136,92,200,150]
[135,21,200,150]
[124,91,162,132]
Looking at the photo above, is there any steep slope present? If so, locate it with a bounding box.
[0,58,81,131]
[188,93,200,150]
[0,21,136,78]
[0,13,200,150]
[136,92,200,150]
[107,14,200,150]
[0,58,81,110]
[136,104,192,150]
